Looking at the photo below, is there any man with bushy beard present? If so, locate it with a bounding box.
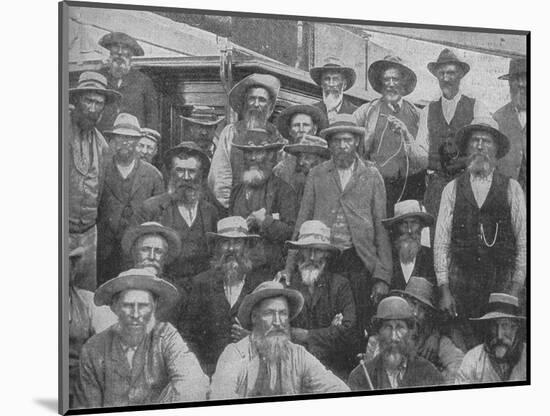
[494,59,527,190]
[208,74,283,208]
[435,118,526,352]
[97,114,164,285]
[133,142,219,310]
[348,296,444,390]
[210,281,349,399]
[309,58,358,122]
[382,200,436,291]
[229,129,298,274]
[282,220,359,379]
[96,32,159,133]
[178,216,268,376]
[68,71,121,290]
[456,293,526,383]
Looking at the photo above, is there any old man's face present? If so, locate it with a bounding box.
[378,319,414,371]
[382,67,405,104]
[467,131,497,177]
[242,149,276,187]
[108,43,133,79]
[289,113,316,142]
[321,71,346,97]
[212,237,252,285]
[170,155,203,203]
[113,289,156,346]
[297,247,329,287]
[435,63,464,97]
[133,234,168,276]
[328,132,358,169]
[488,318,520,361]
[510,73,527,111]
[244,87,273,129]
[136,137,158,163]
[185,122,217,155]
[74,92,106,131]
[394,217,422,264]
[111,135,139,164]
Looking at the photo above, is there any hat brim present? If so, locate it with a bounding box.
[94,274,179,310]
[103,128,143,138]
[180,115,225,126]
[98,35,145,57]
[320,125,365,140]
[283,144,331,159]
[391,290,435,310]
[470,312,525,321]
[69,87,121,105]
[285,240,340,252]
[228,76,280,114]
[121,224,182,265]
[232,143,285,152]
[309,67,356,91]
[276,105,329,140]
[427,61,471,77]
[206,232,261,242]
[368,60,417,96]
[455,124,510,159]
[382,212,434,229]
[164,146,211,173]
[238,287,304,330]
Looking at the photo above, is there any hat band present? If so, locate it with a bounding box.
[77,80,108,90]
[484,302,520,317]
[327,121,358,128]
[218,226,249,235]
[143,134,159,142]
[296,233,331,244]
[112,123,142,135]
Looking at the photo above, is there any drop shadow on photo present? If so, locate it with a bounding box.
[34,398,58,413]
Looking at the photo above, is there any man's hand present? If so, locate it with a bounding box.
[291,328,309,344]
[386,114,410,138]
[231,321,250,342]
[247,208,267,228]
[331,313,344,327]
[440,284,457,318]
[273,269,291,286]
[370,280,389,305]
[418,333,440,363]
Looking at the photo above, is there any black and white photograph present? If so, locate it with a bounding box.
[58,1,529,414]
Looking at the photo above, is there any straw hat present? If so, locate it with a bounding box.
[103,113,142,138]
[470,293,525,321]
[206,216,261,242]
[69,71,121,105]
[382,200,434,229]
[285,220,339,251]
[180,105,225,126]
[283,135,331,159]
[141,128,161,144]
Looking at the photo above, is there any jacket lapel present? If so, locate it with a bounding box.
[109,333,132,380]
[129,159,144,198]
[129,333,150,386]
[327,161,343,192]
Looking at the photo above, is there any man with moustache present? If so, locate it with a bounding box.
[76,269,208,408]
[348,296,444,390]
[417,49,491,227]
[309,57,358,121]
[354,56,427,214]
[456,293,526,383]
[208,74,282,208]
[434,118,526,352]
[97,114,164,285]
[283,220,359,379]
[382,200,435,291]
[136,127,161,167]
[96,32,159,133]
[69,71,121,290]
[229,129,298,273]
[180,105,225,158]
[179,217,268,376]
[296,114,392,341]
[134,142,219,302]
[210,281,349,398]
[494,59,527,190]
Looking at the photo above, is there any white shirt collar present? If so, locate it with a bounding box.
[178,201,199,227]
[116,159,136,179]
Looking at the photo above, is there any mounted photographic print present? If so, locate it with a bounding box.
[59,1,529,414]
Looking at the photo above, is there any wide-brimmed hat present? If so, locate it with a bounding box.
[283,135,331,159]
[228,73,281,114]
[104,113,143,138]
[94,268,179,309]
[309,57,356,91]
[499,58,527,81]
[232,129,285,152]
[427,48,470,77]
[164,141,211,173]
[382,200,434,229]
[391,276,436,310]
[470,293,525,321]
[368,55,417,97]
[455,117,510,159]
[141,128,161,144]
[206,216,261,242]
[372,296,415,322]
[99,31,144,56]
[180,105,225,126]
[285,220,339,252]
[276,104,329,140]
[69,71,121,105]
[238,281,304,330]
[121,222,182,265]
[319,114,365,140]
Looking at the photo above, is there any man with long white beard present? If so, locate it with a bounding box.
[208,73,282,208]
[434,118,526,352]
[283,220,359,379]
[456,293,526,383]
[309,58,358,121]
[210,281,349,398]
[179,216,268,376]
[229,129,298,274]
[96,32,159,133]
[76,269,208,408]
[382,200,436,291]
[348,296,444,390]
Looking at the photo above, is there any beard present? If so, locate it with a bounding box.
[298,259,326,287]
[383,88,403,106]
[467,153,495,178]
[379,334,415,371]
[242,166,269,187]
[211,251,252,284]
[486,334,521,364]
[252,325,291,365]
[511,89,527,111]
[395,233,421,264]
[323,89,344,113]
[135,261,162,276]
[244,107,270,129]
[108,57,131,79]
[73,104,102,132]
[169,177,202,203]
[332,150,356,169]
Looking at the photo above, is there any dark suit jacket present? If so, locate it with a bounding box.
[296,158,393,284]
[313,97,358,116]
[494,102,526,182]
[391,246,436,291]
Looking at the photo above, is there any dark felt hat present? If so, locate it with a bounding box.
[228,74,281,115]
[99,31,144,56]
[392,276,436,310]
[428,48,470,77]
[455,117,510,160]
[499,58,527,80]
[69,71,121,105]
[368,55,417,96]
[276,104,329,141]
[372,296,415,322]
[164,141,211,173]
[309,57,356,91]
[121,222,182,265]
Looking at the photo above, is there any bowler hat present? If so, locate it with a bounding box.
[180,105,225,126]
[283,135,331,159]
[228,73,281,115]
[237,281,304,330]
[121,222,182,265]
[368,55,417,96]
[164,141,211,173]
[232,129,285,152]
[99,31,144,56]
[69,71,121,105]
[498,58,527,80]
[206,216,261,242]
[382,200,434,229]
[470,293,525,321]
[103,113,143,138]
[372,296,415,322]
[427,48,470,77]
[94,268,179,309]
[319,114,365,140]
[276,104,328,140]
[309,57,356,91]
[455,117,510,160]
[285,220,339,252]
[392,276,436,310]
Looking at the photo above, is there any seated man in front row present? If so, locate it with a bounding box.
[348,296,444,390]
[210,281,350,398]
[76,269,208,408]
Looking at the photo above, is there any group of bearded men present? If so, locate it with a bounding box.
[67,31,527,409]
